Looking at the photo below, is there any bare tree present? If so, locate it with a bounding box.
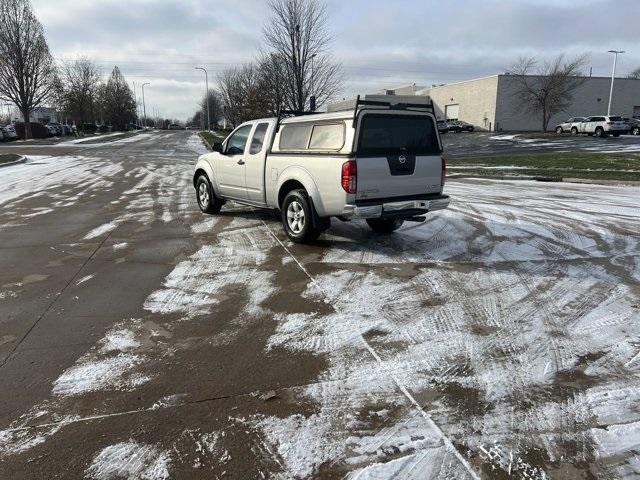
[263,0,342,112]
[0,0,57,139]
[506,54,588,132]
[628,67,640,79]
[201,89,222,128]
[218,65,268,128]
[56,57,102,126]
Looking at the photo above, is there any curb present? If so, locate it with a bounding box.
[0,155,27,168]
[448,173,640,187]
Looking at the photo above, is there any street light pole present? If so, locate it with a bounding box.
[142,82,150,129]
[309,53,317,112]
[195,67,210,131]
[607,50,625,116]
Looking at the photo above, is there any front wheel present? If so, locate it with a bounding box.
[632,127,640,136]
[281,190,323,243]
[196,175,222,214]
[366,218,404,234]
[556,127,563,135]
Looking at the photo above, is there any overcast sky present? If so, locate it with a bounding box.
[32,0,640,121]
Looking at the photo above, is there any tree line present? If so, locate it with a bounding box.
[189,0,343,129]
[0,0,141,138]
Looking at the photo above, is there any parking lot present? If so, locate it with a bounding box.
[442,131,640,158]
[0,131,639,479]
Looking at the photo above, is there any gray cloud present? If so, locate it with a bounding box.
[33,0,640,120]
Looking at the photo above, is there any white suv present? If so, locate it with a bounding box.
[573,116,628,137]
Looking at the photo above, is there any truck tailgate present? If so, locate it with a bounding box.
[355,154,442,200]
[355,111,443,201]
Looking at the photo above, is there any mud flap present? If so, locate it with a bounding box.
[308,197,331,232]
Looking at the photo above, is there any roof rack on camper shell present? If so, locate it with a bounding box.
[349,94,435,126]
[275,95,435,131]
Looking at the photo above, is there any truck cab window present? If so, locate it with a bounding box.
[226,125,252,155]
[249,123,269,155]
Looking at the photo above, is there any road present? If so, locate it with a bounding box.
[1,131,639,479]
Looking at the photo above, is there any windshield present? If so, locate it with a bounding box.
[357,114,440,156]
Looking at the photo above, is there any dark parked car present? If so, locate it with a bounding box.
[14,122,49,139]
[437,120,449,134]
[446,120,475,133]
[80,123,98,134]
[623,118,640,136]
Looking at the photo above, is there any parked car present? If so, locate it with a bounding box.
[0,127,5,142]
[45,125,57,137]
[446,120,474,133]
[571,116,628,137]
[80,123,98,134]
[47,123,64,136]
[622,118,640,136]
[14,122,49,139]
[1,124,18,141]
[436,120,449,133]
[193,98,449,243]
[169,123,185,130]
[555,117,585,135]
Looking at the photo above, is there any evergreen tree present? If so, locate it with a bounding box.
[101,66,136,131]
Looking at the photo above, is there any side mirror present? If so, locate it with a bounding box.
[213,142,224,153]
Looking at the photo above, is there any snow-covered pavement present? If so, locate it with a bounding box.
[0,132,638,479]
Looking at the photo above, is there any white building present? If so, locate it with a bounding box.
[331,76,640,132]
[11,106,59,124]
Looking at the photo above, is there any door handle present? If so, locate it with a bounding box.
[237,160,245,165]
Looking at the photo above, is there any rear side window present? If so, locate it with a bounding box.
[249,123,269,154]
[280,124,312,150]
[309,123,344,150]
[357,114,440,155]
[609,116,622,121]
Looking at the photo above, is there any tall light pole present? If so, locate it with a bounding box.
[142,82,150,129]
[195,67,210,131]
[607,50,625,116]
[309,53,317,112]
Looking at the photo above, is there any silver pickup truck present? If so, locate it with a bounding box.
[193,98,449,243]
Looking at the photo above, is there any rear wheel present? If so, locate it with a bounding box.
[281,190,323,243]
[571,127,578,135]
[632,126,640,136]
[595,127,606,138]
[196,175,222,214]
[613,133,620,137]
[366,218,404,234]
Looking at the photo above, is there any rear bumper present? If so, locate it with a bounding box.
[342,194,450,219]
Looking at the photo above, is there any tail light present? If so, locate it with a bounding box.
[341,160,357,194]
[607,121,614,125]
[441,157,446,188]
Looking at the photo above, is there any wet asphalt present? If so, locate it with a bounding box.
[0,131,639,479]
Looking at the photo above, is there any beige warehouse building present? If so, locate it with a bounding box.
[418,75,640,132]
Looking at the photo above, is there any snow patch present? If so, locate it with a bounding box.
[86,441,171,480]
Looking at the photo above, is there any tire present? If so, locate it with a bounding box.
[594,127,606,138]
[556,127,563,135]
[571,127,578,136]
[281,190,322,243]
[613,133,620,137]
[195,175,222,214]
[467,127,474,132]
[366,218,404,234]
[633,127,640,136]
